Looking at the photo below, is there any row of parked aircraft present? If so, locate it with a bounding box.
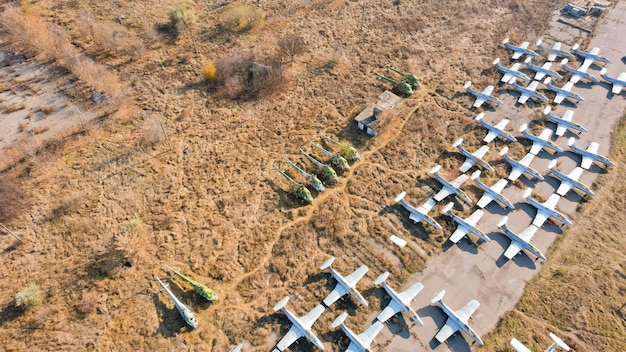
[271,256,485,351]
[466,39,625,109]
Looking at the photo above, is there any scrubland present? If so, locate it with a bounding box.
[1,0,623,351]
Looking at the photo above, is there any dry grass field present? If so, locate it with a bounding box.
[1,0,624,351]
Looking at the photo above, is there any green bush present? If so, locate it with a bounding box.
[223,4,265,33]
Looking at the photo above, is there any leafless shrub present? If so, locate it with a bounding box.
[278,35,306,63]
[213,53,284,100]
[141,118,165,147]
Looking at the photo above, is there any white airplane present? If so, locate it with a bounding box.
[542,107,587,136]
[502,38,539,60]
[463,81,504,108]
[508,78,549,104]
[511,332,570,352]
[154,275,199,329]
[374,271,424,325]
[568,137,616,170]
[536,39,574,62]
[542,77,584,105]
[547,160,594,196]
[475,113,517,143]
[273,297,326,351]
[331,312,384,352]
[561,58,599,84]
[230,344,243,352]
[524,57,563,81]
[499,147,544,182]
[430,165,473,204]
[523,188,572,227]
[431,289,483,346]
[471,171,515,209]
[600,68,626,94]
[442,202,490,244]
[497,216,546,260]
[453,138,494,172]
[572,43,611,64]
[320,257,369,307]
[394,192,442,229]
[494,58,531,82]
[519,123,563,155]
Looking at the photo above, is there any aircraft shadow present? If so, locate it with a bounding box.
[443,237,479,255]
[152,293,189,337]
[511,251,539,269]
[574,80,595,90]
[513,202,536,219]
[559,99,579,109]
[416,305,472,351]
[540,221,564,235]
[384,314,412,339]
[483,203,511,217]
[588,163,610,176]
[0,302,24,325]
[265,179,310,210]
[381,205,433,241]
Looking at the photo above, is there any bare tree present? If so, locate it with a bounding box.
[278,35,306,63]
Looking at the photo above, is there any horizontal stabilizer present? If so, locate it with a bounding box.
[463,81,472,89]
[523,188,532,199]
[493,58,500,65]
[453,138,463,147]
[475,112,485,121]
[430,289,445,304]
[499,146,510,156]
[442,202,454,214]
[374,272,390,286]
[470,170,481,180]
[518,123,528,133]
[510,338,532,352]
[567,137,576,147]
[549,332,571,350]
[548,159,557,169]
[498,215,509,228]
[331,312,348,329]
[394,191,407,203]
[274,296,290,312]
[320,256,335,271]
[430,165,441,174]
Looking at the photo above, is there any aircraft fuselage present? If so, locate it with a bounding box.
[382,282,420,323]
[434,300,483,345]
[526,195,572,225]
[328,267,368,306]
[281,308,325,350]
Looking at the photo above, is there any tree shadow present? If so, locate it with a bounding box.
[0,302,24,325]
[265,179,310,211]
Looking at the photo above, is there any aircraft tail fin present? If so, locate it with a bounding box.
[441,202,454,214]
[493,58,500,65]
[543,106,552,115]
[470,170,481,181]
[320,256,335,271]
[430,289,446,304]
[549,333,570,351]
[497,215,509,228]
[567,137,576,147]
[502,38,509,45]
[518,123,528,133]
[394,191,407,203]
[373,272,390,286]
[273,296,290,312]
[600,68,607,75]
[560,58,569,65]
[331,312,348,329]
[536,38,543,47]
[499,146,510,157]
[543,77,552,85]
[524,57,531,64]
[522,188,532,200]
[548,159,557,170]
[571,43,579,51]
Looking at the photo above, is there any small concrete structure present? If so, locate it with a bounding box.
[354,90,403,136]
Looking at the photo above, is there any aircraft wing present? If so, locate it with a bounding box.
[435,319,459,343]
[544,193,559,211]
[557,166,583,195]
[494,118,509,130]
[589,47,599,55]
[491,178,508,194]
[617,72,626,81]
[502,72,513,83]
[517,92,530,104]
[324,286,347,306]
[377,300,403,322]
[344,265,368,288]
[553,92,565,105]
[477,193,494,208]
[473,97,486,108]
[465,210,483,227]
[434,188,451,202]
[460,159,476,173]
[345,342,361,352]
[613,82,624,94]
[301,304,325,330]
[398,282,424,304]
[508,166,522,181]
[451,174,469,189]
[504,241,523,259]
[517,225,539,242]
[482,85,494,96]
[555,123,566,137]
[511,51,522,60]
[354,322,384,349]
[474,145,489,160]
[535,71,546,81]
[570,73,581,84]
[484,130,497,143]
[532,212,548,227]
[449,228,468,244]
[581,142,598,169]
[276,329,302,351]
[456,299,480,324]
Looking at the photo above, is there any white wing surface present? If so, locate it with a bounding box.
[377,300,403,323]
[581,142,599,169]
[456,300,480,324]
[344,266,368,288]
[435,321,458,343]
[398,282,424,304]
[277,329,301,351]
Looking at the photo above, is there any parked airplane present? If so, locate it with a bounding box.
[374,272,424,325]
[463,81,504,108]
[542,77,584,105]
[568,138,616,169]
[508,78,549,104]
[431,289,483,346]
[320,257,369,307]
[154,275,199,329]
[331,312,384,352]
[542,107,587,137]
[497,216,546,260]
[394,192,442,229]
[600,68,626,94]
[494,58,531,82]
[536,39,574,62]
[430,165,473,204]
[547,160,594,196]
[519,124,563,155]
[511,332,571,352]
[523,188,572,227]
[561,58,599,84]
[453,138,494,172]
[471,171,515,209]
[572,43,611,64]
[475,113,517,143]
[499,147,544,182]
[503,38,539,60]
[442,202,490,244]
[524,57,563,81]
[273,297,326,351]
[229,344,243,352]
